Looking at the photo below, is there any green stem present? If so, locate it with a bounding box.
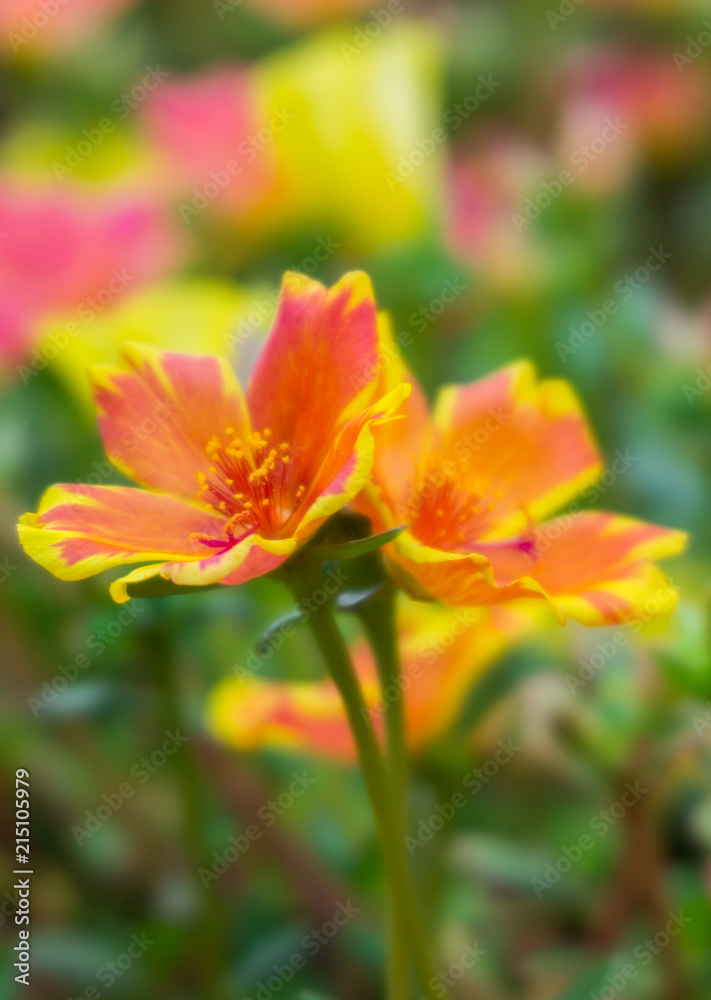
[288,571,439,999]
[360,586,411,1000]
[149,622,225,1000]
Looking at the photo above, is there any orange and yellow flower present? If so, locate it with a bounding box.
[209,598,532,763]
[355,322,687,627]
[17,272,410,602]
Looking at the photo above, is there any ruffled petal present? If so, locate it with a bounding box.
[91,342,248,499]
[390,512,687,627]
[246,271,380,488]
[388,531,559,617]
[432,361,602,536]
[17,484,225,581]
[486,511,687,626]
[109,535,295,603]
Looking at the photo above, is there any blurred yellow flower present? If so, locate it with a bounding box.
[39,278,276,410]
[141,24,443,253]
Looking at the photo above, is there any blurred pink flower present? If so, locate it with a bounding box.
[446,135,553,293]
[140,67,273,214]
[557,48,710,192]
[0,0,138,56]
[0,179,180,368]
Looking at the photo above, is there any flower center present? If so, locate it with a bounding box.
[407,455,539,564]
[407,457,500,551]
[192,426,306,549]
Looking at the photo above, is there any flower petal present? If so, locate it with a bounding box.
[433,360,603,536]
[246,271,380,488]
[293,380,412,541]
[364,314,430,517]
[389,531,560,617]
[109,535,295,603]
[488,511,687,627]
[391,512,687,627]
[207,599,534,761]
[382,599,534,749]
[17,484,225,581]
[91,342,248,498]
[209,675,377,763]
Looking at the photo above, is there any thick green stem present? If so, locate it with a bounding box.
[288,571,439,999]
[360,586,411,1000]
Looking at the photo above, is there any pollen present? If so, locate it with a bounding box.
[193,427,306,548]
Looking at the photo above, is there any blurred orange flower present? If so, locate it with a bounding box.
[355,321,687,626]
[17,272,410,602]
[209,599,532,762]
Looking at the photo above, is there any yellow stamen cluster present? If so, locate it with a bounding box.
[192,426,308,548]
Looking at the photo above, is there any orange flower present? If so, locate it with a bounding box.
[355,322,687,627]
[209,599,532,763]
[17,273,410,602]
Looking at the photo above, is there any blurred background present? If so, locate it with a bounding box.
[1,0,711,997]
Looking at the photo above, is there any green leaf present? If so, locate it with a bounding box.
[334,584,387,612]
[256,610,307,655]
[306,525,406,562]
